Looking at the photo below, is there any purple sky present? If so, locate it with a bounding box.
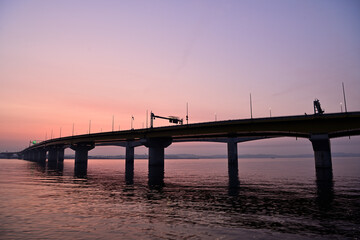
[0,0,359,155]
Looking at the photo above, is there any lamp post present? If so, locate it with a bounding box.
[340,102,343,113]
[112,115,114,131]
[250,93,253,119]
[342,82,348,113]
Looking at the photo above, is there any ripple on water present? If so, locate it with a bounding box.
[0,158,359,239]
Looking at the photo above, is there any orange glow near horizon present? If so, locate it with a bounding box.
[1,1,360,154]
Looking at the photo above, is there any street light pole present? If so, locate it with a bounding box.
[250,93,253,119]
[112,115,114,131]
[342,82,348,113]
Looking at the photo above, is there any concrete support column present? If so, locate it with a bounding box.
[227,137,238,166]
[125,145,134,170]
[144,138,172,167]
[144,138,172,186]
[26,151,31,161]
[47,145,65,164]
[227,137,239,195]
[29,151,36,161]
[57,147,65,163]
[310,134,332,169]
[125,144,134,184]
[149,147,165,166]
[71,142,95,176]
[48,148,57,163]
[310,134,333,181]
[37,149,47,163]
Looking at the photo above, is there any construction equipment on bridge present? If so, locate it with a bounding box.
[150,112,183,128]
[313,99,325,115]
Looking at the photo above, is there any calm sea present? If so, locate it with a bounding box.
[0,157,359,239]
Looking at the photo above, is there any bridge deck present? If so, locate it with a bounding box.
[21,112,360,152]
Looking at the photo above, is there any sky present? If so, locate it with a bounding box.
[1,0,360,156]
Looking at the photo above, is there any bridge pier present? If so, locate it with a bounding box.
[26,152,31,161]
[47,145,65,168]
[310,134,333,181]
[310,134,332,169]
[71,142,95,176]
[227,137,240,194]
[26,151,32,161]
[144,138,172,186]
[36,149,47,163]
[29,150,36,161]
[23,152,28,160]
[48,148,57,163]
[227,137,238,167]
[144,138,172,167]
[125,143,135,184]
[57,147,65,163]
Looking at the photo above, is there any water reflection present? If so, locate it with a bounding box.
[19,159,360,238]
[47,161,64,174]
[228,166,240,196]
[34,161,46,173]
[125,162,134,185]
[74,164,87,178]
[148,165,164,188]
[315,169,334,209]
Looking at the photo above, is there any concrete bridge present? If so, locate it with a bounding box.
[0,152,19,159]
[19,112,360,182]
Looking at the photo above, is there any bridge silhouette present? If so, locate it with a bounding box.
[0,151,19,159]
[18,112,360,182]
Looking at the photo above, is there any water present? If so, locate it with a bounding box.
[0,158,359,239]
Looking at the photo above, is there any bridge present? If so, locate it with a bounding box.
[18,112,360,182]
[0,151,19,159]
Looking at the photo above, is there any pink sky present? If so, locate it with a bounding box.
[1,0,359,155]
